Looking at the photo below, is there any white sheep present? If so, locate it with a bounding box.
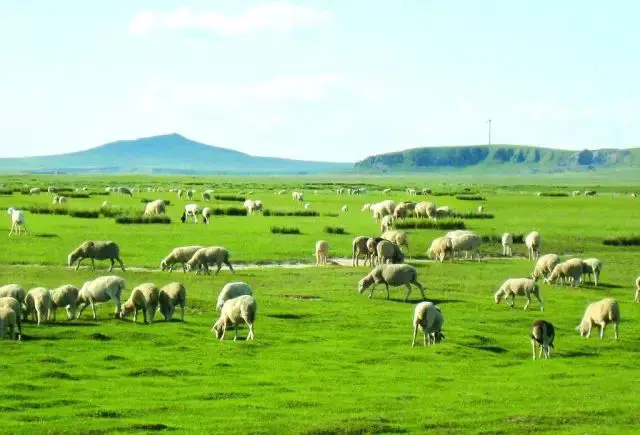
[292,191,304,202]
[435,205,451,218]
[525,231,541,261]
[143,199,166,216]
[7,207,27,236]
[381,230,409,253]
[315,240,329,266]
[201,191,212,201]
[160,246,205,273]
[244,199,263,215]
[382,188,391,195]
[52,195,68,205]
[572,190,581,196]
[366,237,381,266]
[477,205,484,213]
[450,232,482,261]
[380,215,394,232]
[361,203,371,212]
[186,189,195,200]
[121,283,159,324]
[0,307,17,340]
[186,246,235,275]
[376,239,404,265]
[50,285,79,321]
[24,287,52,325]
[393,202,415,220]
[181,204,200,223]
[253,200,263,213]
[371,200,396,221]
[47,186,57,193]
[494,278,544,311]
[582,258,603,286]
[358,264,425,302]
[29,187,41,195]
[177,189,184,199]
[76,275,125,320]
[0,284,26,304]
[501,232,513,257]
[576,298,619,340]
[118,187,133,197]
[341,205,349,213]
[211,295,257,341]
[202,207,212,224]
[414,201,436,220]
[0,297,22,339]
[352,236,370,267]
[216,282,253,310]
[427,236,453,263]
[545,258,584,287]
[531,320,555,360]
[101,201,110,209]
[159,282,187,321]
[304,203,312,210]
[412,301,445,347]
[68,240,125,272]
[635,276,640,303]
[531,254,560,282]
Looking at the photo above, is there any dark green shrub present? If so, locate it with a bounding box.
[395,219,465,230]
[324,226,346,234]
[271,226,301,234]
[603,236,640,246]
[115,215,171,224]
[455,195,486,201]
[68,210,99,219]
[214,195,246,202]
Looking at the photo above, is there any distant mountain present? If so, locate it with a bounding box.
[355,145,640,173]
[0,134,350,174]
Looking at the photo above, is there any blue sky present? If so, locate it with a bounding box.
[0,1,638,162]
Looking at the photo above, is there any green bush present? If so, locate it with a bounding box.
[603,236,640,246]
[115,215,171,224]
[455,195,486,201]
[69,210,100,219]
[395,219,466,230]
[538,192,569,197]
[481,234,524,244]
[324,226,347,235]
[140,198,171,205]
[214,195,246,202]
[210,207,247,216]
[450,212,494,219]
[271,226,301,234]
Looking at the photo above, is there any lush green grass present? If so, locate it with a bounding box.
[1,174,640,434]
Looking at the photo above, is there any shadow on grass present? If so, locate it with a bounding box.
[34,233,59,238]
[266,313,311,320]
[384,298,464,305]
[562,350,599,358]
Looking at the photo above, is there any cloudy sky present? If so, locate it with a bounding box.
[0,1,638,162]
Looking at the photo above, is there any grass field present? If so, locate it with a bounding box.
[1,174,639,434]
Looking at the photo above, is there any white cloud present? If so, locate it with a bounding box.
[129,4,331,36]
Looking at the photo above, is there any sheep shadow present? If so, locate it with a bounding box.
[591,283,623,289]
[18,334,62,342]
[562,350,599,358]
[35,233,59,238]
[266,313,311,320]
[385,298,464,305]
[44,322,99,327]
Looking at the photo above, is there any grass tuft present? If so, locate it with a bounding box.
[115,215,171,224]
[455,195,486,201]
[214,195,246,202]
[324,226,347,235]
[395,219,466,230]
[603,235,640,246]
[271,226,301,234]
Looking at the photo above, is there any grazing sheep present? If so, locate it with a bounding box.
[315,240,329,266]
[277,189,286,195]
[501,232,513,257]
[186,246,235,275]
[531,254,561,281]
[211,295,257,341]
[304,203,312,210]
[47,186,57,193]
[358,264,426,301]
[7,207,27,236]
[76,275,125,320]
[244,199,263,215]
[436,205,451,218]
[68,240,125,272]
[577,298,619,340]
[143,199,166,216]
[545,258,584,287]
[216,282,253,310]
[202,207,212,224]
[50,285,79,321]
[381,230,409,253]
[477,205,484,213]
[121,283,159,324]
[177,189,184,199]
[186,189,195,200]
[253,200,263,212]
[101,201,110,209]
[366,237,383,266]
[380,215,394,232]
[494,278,544,311]
[0,307,17,340]
[414,201,437,220]
[582,258,603,286]
[371,200,396,221]
[361,203,371,212]
[0,284,26,304]
[376,239,404,265]
[393,202,414,220]
[292,191,304,202]
[450,232,482,261]
[382,188,391,195]
[180,204,200,223]
[341,205,349,213]
[351,236,371,267]
[29,187,41,195]
[201,191,212,201]
[24,287,52,325]
[635,276,640,303]
[525,231,541,261]
[427,236,453,263]
[0,297,22,339]
[160,246,204,273]
[412,302,445,347]
[118,187,133,197]
[531,320,555,360]
[159,282,187,321]
[584,190,596,196]
[52,195,68,205]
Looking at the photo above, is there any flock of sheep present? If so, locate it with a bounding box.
[3,186,640,360]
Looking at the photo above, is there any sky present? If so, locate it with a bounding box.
[0,1,638,162]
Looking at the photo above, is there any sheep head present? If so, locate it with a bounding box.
[160,259,168,271]
[493,289,504,304]
[358,276,374,294]
[120,300,135,319]
[211,319,225,339]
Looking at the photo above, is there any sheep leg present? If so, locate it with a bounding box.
[586,323,592,338]
[412,325,418,347]
[386,284,391,300]
[535,293,544,311]
[414,281,427,301]
[91,258,96,271]
[531,339,537,360]
[133,308,138,323]
[614,322,618,340]
[594,273,598,287]
[635,288,639,303]
[116,257,125,272]
[599,323,606,340]
[108,258,114,272]
[220,323,227,341]
[523,295,531,311]
[76,302,87,319]
[233,324,239,341]
[214,263,222,275]
[225,261,235,274]
[248,322,255,340]
[52,307,57,322]
[403,284,412,302]
[89,299,97,320]
[539,344,544,359]
[75,258,83,271]
[367,284,377,299]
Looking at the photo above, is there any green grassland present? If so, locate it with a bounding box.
[1,174,640,434]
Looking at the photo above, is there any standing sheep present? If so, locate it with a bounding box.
[292,191,304,202]
[29,188,41,195]
[376,240,404,265]
[24,287,52,325]
[315,240,329,266]
[341,205,349,213]
[352,236,371,267]
[380,215,394,232]
[181,204,200,223]
[501,232,513,257]
[381,230,409,253]
[158,282,187,321]
[358,264,426,302]
[177,189,184,199]
[76,275,125,320]
[371,200,396,221]
[525,231,541,261]
[545,258,584,287]
[582,258,603,287]
[143,199,166,216]
[7,207,27,236]
[202,207,212,224]
[0,297,22,339]
[0,284,26,304]
[211,295,257,341]
[186,246,235,275]
[121,283,159,324]
[304,203,312,210]
[531,254,560,282]
[634,276,640,303]
[216,282,253,310]
[366,237,383,266]
[0,307,17,340]
[202,191,212,201]
[118,187,133,197]
[186,189,195,200]
[576,298,619,340]
[427,236,453,263]
[531,320,555,360]
[412,302,445,347]
[450,232,482,261]
[494,278,544,311]
[68,240,125,272]
[50,285,79,321]
[160,246,204,273]
[414,201,436,220]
